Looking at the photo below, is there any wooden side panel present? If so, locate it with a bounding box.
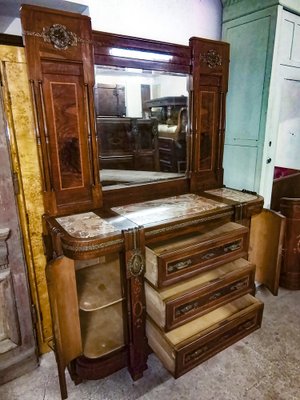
[248,209,286,295]
[279,198,300,289]
[20,5,102,216]
[46,256,82,399]
[189,37,229,192]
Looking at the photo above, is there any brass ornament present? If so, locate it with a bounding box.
[23,24,93,50]
[128,250,144,276]
[200,49,222,69]
[42,24,78,50]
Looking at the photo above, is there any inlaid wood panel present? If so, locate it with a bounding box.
[189,38,229,192]
[20,5,102,216]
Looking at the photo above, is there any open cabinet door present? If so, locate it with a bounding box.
[46,256,82,399]
[248,209,286,295]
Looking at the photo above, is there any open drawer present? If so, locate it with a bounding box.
[145,222,249,288]
[145,258,255,331]
[146,294,263,378]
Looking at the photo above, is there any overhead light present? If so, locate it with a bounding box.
[109,48,173,62]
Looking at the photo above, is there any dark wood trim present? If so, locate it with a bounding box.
[102,177,190,207]
[0,33,23,47]
[92,30,190,74]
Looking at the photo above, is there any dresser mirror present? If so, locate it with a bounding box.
[95,65,189,188]
[92,31,193,205]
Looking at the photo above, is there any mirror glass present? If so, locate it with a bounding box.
[94,65,189,188]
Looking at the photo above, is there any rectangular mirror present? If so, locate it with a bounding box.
[94,65,189,188]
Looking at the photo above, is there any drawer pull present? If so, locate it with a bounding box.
[230,280,247,292]
[184,316,256,366]
[224,241,242,252]
[201,252,216,260]
[175,301,201,317]
[185,345,209,363]
[174,278,249,319]
[167,259,192,273]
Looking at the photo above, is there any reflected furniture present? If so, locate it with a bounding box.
[96,117,159,172]
[20,5,265,400]
[145,96,187,172]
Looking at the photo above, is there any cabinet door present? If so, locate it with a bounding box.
[222,6,278,193]
[46,256,82,399]
[248,209,286,295]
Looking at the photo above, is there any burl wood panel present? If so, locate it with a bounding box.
[0,65,38,382]
[0,45,50,353]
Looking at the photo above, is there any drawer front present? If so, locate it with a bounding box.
[158,232,248,287]
[166,266,255,331]
[176,303,263,377]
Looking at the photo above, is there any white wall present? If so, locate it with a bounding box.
[87,0,222,43]
[5,0,222,43]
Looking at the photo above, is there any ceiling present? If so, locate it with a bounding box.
[0,0,88,33]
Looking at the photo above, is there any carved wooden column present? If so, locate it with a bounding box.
[189,38,229,192]
[123,227,148,379]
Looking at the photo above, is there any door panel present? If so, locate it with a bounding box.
[248,209,286,295]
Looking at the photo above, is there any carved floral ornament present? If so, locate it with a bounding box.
[23,24,92,50]
[200,49,222,69]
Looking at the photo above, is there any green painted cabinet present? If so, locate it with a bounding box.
[222,0,300,207]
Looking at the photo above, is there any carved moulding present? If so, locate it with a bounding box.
[0,228,10,271]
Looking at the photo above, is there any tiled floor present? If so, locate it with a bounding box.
[1,287,300,400]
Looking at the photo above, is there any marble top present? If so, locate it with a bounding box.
[205,188,258,203]
[112,194,227,225]
[56,212,120,238]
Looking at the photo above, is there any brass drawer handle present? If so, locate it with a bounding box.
[201,252,215,260]
[167,259,192,273]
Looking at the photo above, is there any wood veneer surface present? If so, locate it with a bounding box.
[76,254,123,311]
[80,301,124,359]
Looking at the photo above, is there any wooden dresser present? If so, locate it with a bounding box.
[20,5,266,399]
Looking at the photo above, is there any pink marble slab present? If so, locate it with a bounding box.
[56,212,120,238]
[112,194,227,225]
[205,188,258,203]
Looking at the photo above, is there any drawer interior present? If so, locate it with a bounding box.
[145,258,255,329]
[146,221,248,287]
[146,294,263,376]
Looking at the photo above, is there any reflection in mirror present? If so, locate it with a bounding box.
[94,65,189,188]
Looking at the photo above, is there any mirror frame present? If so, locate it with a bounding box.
[92,30,192,207]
